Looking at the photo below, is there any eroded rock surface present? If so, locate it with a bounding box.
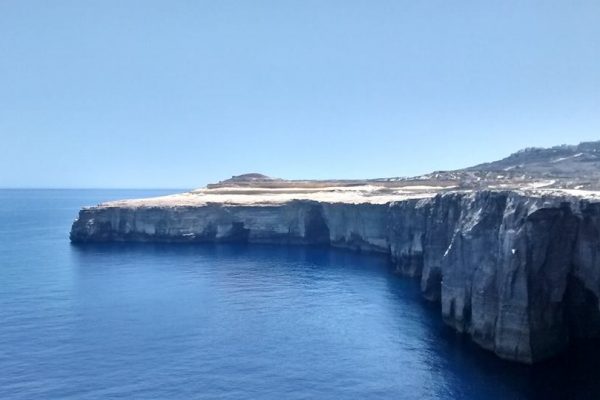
[70,189,600,363]
[70,141,600,363]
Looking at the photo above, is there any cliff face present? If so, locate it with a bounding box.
[70,191,600,364]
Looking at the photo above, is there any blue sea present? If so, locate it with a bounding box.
[1,189,599,399]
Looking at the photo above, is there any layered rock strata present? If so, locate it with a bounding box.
[71,188,600,363]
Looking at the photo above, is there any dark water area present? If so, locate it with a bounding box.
[1,189,600,399]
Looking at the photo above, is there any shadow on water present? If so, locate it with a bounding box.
[381,265,600,400]
[70,241,600,399]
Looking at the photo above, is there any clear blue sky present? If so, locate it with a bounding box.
[1,1,599,188]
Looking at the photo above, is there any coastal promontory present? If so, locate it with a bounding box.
[71,141,600,363]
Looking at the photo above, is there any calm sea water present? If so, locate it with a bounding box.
[1,189,600,399]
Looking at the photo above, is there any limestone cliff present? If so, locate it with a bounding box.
[70,190,600,364]
[70,141,600,363]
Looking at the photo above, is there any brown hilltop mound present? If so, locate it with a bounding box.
[206,173,282,189]
[206,173,373,189]
[229,173,273,181]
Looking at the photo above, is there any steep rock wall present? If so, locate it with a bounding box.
[70,191,600,363]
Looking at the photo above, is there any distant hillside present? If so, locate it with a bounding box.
[207,140,600,190]
[463,141,600,177]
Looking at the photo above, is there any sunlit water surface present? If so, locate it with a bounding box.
[1,189,599,399]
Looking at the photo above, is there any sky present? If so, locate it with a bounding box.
[1,1,599,189]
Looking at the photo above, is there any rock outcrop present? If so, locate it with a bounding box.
[70,140,600,363]
[70,190,600,364]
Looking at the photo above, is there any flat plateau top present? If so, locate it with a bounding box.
[92,181,600,209]
[82,141,600,209]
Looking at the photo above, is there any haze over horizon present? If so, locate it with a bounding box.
[1,1,599,189]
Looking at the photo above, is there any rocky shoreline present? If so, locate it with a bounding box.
[70,187,600,364]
